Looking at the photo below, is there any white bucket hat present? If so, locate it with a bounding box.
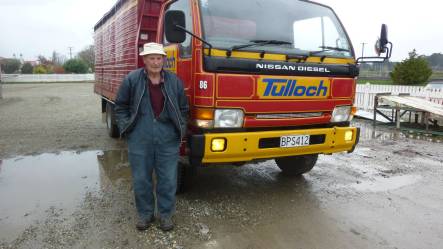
[139,42,166,56]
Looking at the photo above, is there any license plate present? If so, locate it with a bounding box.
[280,135,310,148]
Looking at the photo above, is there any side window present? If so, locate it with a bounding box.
[164,0,193,58]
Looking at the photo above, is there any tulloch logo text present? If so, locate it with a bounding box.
[262,78,329,97]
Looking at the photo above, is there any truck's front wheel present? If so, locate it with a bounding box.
[176,162,196,194]
[106,102,119,138]
[275,154,318,176]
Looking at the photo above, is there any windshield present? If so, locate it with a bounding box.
[199,0,353,58]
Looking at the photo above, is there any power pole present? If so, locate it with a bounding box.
[68,47,74,59]
[361,42,367,58]
[360,42,367,76]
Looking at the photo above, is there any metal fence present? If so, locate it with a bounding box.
[0,74,94,83]
[355,83,443,110]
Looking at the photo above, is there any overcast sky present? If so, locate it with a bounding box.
[0,0,442,62]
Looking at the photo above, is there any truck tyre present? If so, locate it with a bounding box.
[106,102,119,138]
[275,154,318,176]
[176,162,196,194]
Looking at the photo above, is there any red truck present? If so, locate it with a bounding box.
[94,0,392,191]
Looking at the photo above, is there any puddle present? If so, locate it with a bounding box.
[0,150,131,242]
[349,175,422,192]
[353,119,443,143]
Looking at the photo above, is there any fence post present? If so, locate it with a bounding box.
[425,88,431,102]
[363,82,371,110]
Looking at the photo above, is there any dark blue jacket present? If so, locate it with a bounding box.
[114,68,189,139]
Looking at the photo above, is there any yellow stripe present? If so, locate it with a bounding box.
[204,48,355,64]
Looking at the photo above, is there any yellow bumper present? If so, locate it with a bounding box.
[189,127,360,164]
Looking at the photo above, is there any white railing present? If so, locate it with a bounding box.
[0,74,94,83]
[355,83,443,110]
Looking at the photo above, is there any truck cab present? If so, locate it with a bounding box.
[162,0,360,173]
[94,0,392,181]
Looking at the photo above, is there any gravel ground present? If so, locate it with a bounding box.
[0,83,442,249]
[0,83,125,158]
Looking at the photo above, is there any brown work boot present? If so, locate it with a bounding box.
[136,215,154,231]
[159,217,174,231]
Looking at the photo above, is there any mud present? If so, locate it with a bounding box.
[1,83,443,249]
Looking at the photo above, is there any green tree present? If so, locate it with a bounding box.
[0,59,21,73]
[77,45,95,72]
[21,63,34,74]
[390,49,432,85]
[33,65,48,74]
[63,59,88,73]
[426,53,443,69]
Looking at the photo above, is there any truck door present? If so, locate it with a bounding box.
[162,0,193,91]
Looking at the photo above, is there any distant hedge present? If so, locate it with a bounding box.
[63,59,88,74]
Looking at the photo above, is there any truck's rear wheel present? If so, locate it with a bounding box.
[275,154,318,176]
[106,102,119,138]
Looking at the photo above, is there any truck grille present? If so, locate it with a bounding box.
[258,134,326,149]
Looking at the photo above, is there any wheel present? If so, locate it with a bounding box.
[106,102,119,138]
[275,154,318,176]
[176,162,196,194]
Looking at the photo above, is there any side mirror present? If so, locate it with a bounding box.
[357,24,392,63]
[375,24,388,56]
[164,10,186,43]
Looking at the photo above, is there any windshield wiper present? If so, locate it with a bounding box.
[309,46,350,56]
[230,39,292,51]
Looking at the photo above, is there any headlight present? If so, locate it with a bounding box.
[214,109,244,128]
[331,105,352,123]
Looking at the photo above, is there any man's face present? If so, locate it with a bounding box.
[143,54,164,75]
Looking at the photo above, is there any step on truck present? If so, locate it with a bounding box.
[94,0,392,192]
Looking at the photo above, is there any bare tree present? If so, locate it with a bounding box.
[51,51,66,66]
[37,55,51,66]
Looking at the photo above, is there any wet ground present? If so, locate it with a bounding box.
[1,84,443,249]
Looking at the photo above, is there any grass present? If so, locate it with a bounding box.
[358,70,443,85]
[431,71,443,79]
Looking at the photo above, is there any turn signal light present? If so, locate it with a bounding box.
[351,106,357,115]
[195,108,214,120]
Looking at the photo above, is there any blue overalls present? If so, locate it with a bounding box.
[126,84,180,220]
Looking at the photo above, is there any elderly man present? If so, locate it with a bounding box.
[114,42,188,231]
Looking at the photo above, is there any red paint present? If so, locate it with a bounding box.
[332,78,355,98]
[194,97,214,107]
[217,75,255,99]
